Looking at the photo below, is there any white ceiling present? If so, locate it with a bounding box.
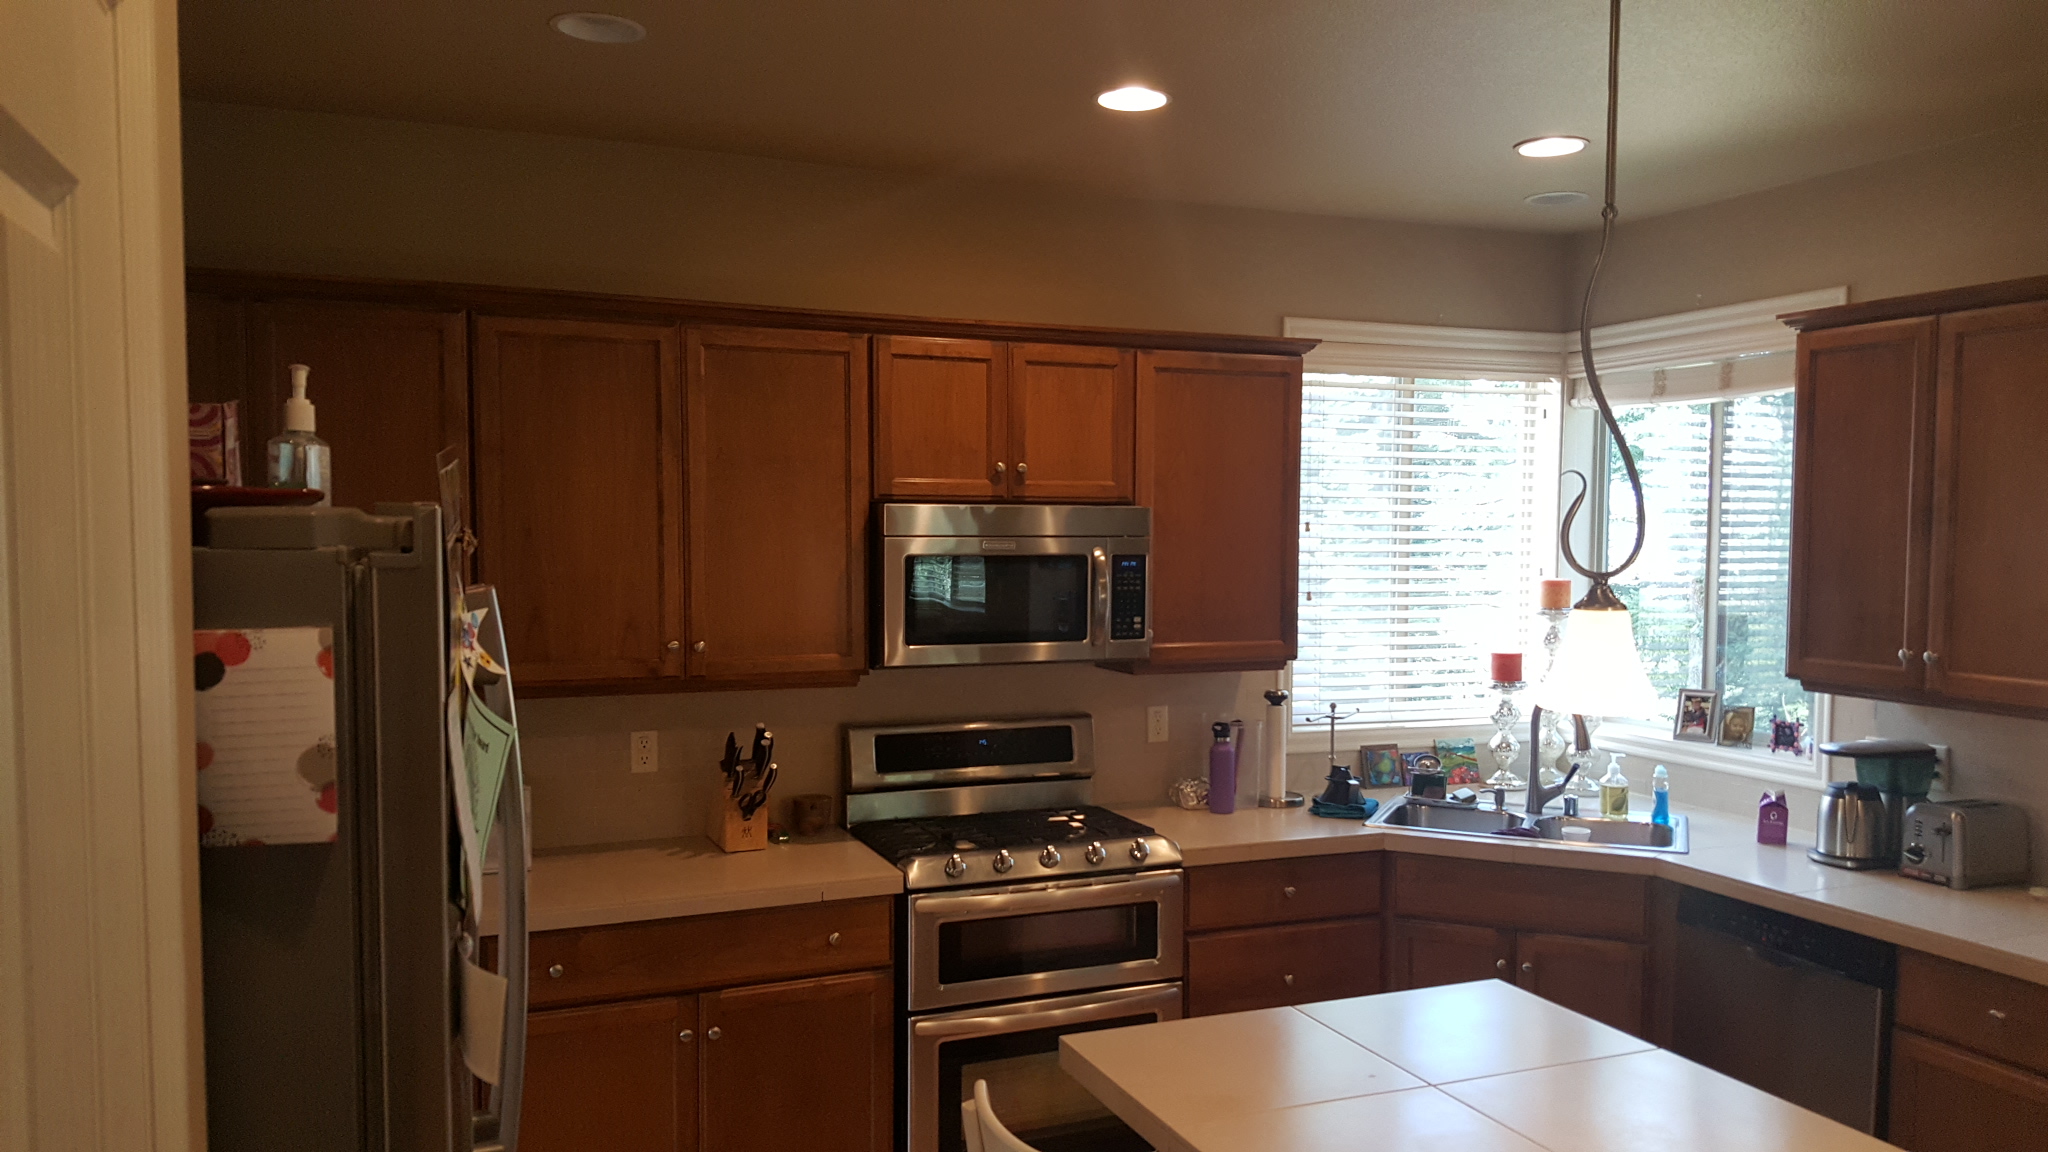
[177,1,2048,232]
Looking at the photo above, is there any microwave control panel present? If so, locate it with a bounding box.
[1110,555,1147,640]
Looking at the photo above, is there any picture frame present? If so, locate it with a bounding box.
[1673,689,1719,742]
[1717,705,1757,748]
[1360,743,1404,787]
[1433,738,1482,786]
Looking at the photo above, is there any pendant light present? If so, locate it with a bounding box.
[1531,0,1662,726]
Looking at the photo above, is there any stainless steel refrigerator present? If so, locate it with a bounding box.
[194,502,527,1152]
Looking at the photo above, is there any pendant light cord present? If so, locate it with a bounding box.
[1560,0,1646,586]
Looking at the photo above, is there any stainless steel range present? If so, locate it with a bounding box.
[845,715,1183,1152]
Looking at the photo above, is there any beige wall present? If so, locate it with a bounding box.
[1567,118,2048,324]
[181,100,1571,336]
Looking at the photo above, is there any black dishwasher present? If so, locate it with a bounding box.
[1671,888,1896,1135]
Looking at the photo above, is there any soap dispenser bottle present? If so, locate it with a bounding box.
[268,363,332,503]
[1597,753,1630,820]
[1650,764,1671,825]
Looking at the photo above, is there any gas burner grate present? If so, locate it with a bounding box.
[849,805,1158,866]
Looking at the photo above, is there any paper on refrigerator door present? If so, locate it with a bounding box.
[194,627,340,846]
[461,958,508,1085]
[463,694,515,860]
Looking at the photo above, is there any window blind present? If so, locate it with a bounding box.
[1294,374,1561,728]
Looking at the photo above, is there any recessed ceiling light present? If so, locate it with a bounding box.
[1514,135,1588,158]
[1097,86,1169,112]
[1525,190,1590,207]
[550,12,646,43]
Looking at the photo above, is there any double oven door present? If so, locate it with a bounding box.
[906,870,1182,1152]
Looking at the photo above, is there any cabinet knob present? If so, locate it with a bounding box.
[1283,974,1294,986]
[1897,648,1911,666]
[994,462,1006,477]
[693,640,707,653]
[1496,959,1508,973]
[1282,886,1296,899]
[668,640,681,651]
[828,931,842,947]
[706,1027,722,1041]
[679,1029,694,1043]
[1521,962,1535,975]
[1990,1008,2009,1021]
[1923,651,1939,664]
[1016,462,1028,479]
[547,964,564,979]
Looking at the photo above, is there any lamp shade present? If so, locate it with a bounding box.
[1531,605,1662,719]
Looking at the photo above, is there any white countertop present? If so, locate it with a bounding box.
[1126,791,2048,987]
[1059,980,1892,1152]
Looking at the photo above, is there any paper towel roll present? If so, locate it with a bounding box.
[1264,698,1288,800]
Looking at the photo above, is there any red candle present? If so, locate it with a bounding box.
[1540,579,1573,610]
[1490,651,1523,683]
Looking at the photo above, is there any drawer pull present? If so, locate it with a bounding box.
[667,640,681,651]
[828,932,842,947]
[679,1029,694,1043]
[1521,962,1535,975]
[1283,974,1294,986]
[694,640,707,653]
[1496,959,1508,973]
[547,964,564,979]
[1989,1008,2009,1021]
[706,1027,722,1041]
[1282,886,1296,899]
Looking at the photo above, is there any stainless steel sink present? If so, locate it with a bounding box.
[1368,796,1690,854]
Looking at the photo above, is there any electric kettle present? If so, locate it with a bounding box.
[1809,781,1891,869]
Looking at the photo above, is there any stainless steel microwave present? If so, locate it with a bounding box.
[875,504,1151,667]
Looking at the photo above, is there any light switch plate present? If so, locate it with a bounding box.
[630,731,659,773]
[1146,706,1169,744]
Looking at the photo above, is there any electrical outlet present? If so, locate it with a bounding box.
[630,731,659,774]
[1146,706,1169,744]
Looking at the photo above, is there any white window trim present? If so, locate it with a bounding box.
[1285,289,1847,783]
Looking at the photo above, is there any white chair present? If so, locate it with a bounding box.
[961,1078,1040,1152]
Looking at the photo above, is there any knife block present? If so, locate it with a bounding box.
[709,793,769,853]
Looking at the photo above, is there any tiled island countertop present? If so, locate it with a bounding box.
[1060,980,1892,1152]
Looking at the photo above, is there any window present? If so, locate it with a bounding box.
[1293,374,1561,728]
[1602,388,1816,741]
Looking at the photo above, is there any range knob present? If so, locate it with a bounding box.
[1084,842,1107,865]
[992,848,1014,874]
[944,853,967,879]
[1129,839,1152,864]
[1040,845,1062,869]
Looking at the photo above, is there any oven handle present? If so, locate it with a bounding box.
[910,984,1185,1041]
[910,869,1182,919]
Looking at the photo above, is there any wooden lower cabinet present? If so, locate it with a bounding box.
[1388,918,1647,1038]
[525,997,697,1152]
[701,971,893,1152]
[1389,918,1511,989]
[1891,1028,2048,1152]
[1186,918,1381,1017]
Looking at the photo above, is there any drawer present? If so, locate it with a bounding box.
[1389,855,1647,941]
[1898,949,2048,1077]
[1185,852,1381,931]
[1185,917,1382,1016]
[529,896,892,1008]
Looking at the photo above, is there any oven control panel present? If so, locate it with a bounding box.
[898,836,1181,889]
[1109,554,1147,641]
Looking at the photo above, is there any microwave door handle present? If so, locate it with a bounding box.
[1092,546,1109,653]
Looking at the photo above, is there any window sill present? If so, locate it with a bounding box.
[1594,724,1826,789]
[1286,719,1493,757]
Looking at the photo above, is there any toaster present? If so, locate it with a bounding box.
[1900,800,2031,889]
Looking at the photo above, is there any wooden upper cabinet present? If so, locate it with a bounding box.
[1126,349,1301,671]
[1787,317,1938,695]
[701,971,892,1152]
[685,327,868,684]
[524,996,697,1152]
[1925,301,2048,709]
[247,301,469,510]
[1006,343,1134,502]
[873,336,1005,500]
[473,316,685,687]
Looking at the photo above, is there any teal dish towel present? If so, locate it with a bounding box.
[1310,797,1379,820]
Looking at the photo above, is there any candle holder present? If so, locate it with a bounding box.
[1485,680,1526,790]
[1534,606,1573,786]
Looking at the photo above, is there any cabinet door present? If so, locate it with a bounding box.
[701,971,892,1152]
[1786,318,1938,694]
[1513,932,1647,1038]
[873,336,1005,499]
[1185,918,1381,1017]
[1007,343,1134,502]
[1129,350,1301,671]
[685,326,868,684]
[1891,1029,2048,1152]
[524,996,697,1152]
[474,317,685,686]
[1388,919,1511,991]
[1925,301,2048,710]
[248,300,468,510]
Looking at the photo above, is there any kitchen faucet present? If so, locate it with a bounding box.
[1523,705,1586,816]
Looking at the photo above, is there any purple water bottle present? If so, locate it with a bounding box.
[1208,722,1238,814]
